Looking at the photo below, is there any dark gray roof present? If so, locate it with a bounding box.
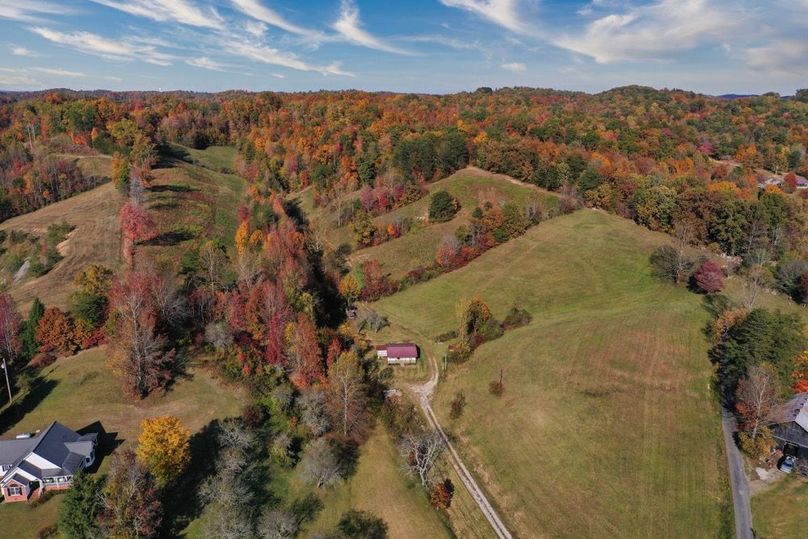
[0,438,37,466]
[7,473,30,486]
[0,421,96,483]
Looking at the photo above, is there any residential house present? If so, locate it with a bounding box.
[770,393,808,459]
[796,175,808,190]
[376,343,419,365]
[0,422,97,502]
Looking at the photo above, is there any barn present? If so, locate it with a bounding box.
[376,343,419,365]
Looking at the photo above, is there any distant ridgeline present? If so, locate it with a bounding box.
[1,86,807,262]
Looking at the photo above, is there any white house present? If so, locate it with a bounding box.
[0,422,97,502]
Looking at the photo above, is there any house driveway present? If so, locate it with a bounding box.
[721,409,754,539]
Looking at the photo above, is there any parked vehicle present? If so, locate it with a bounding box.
[778,455,797,474]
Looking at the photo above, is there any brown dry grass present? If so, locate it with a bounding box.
[0,182,124,312]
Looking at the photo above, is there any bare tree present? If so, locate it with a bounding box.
[299,438,342,489]
[742,265,772,310]
[327,351,367,438]
[258,507,298,539]
[198,241,229,295]
[736,364,779,440]
[400,429,446,488]
[151,274,187,328]
[300,387,330,437]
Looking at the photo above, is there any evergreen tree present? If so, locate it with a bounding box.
[58,471,104,539]
[20,297,44,361]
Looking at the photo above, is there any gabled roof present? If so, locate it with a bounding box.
[384,343,418,358]
[0,422,97,485]
[772,393,808,431]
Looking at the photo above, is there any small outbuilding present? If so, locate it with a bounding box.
[376,343,419,365]
[770,393,808,459]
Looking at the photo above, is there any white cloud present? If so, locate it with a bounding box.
[0,1,69,23]
[30,27,175,66]
[244,20,267,38]
[440,0,537,35]
[333,0,411,55]
[89,0,224,29]
[554,0,736,63]
[10,46,40,57]
[745,38,808,75]
[222,39,353,76]
[32,67,86,77]
[186,56,225,71]
[230,0,318,37]
[501,61,526,71]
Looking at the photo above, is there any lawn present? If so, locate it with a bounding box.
[372,209,732,537]
[0,347,245,537]
[752,475,808,538]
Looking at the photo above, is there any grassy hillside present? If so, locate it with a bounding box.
[0,182,125,312]
[0,348,245,537]
[139,147,244,273]
[293,167,558,279]
[372,210,731,537]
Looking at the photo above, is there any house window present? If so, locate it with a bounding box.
[0,465,10,472]
[44,477,55,484]
[57,476,66,483]
[8,486,22,496]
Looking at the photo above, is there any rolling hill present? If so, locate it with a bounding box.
[370,209,732,537]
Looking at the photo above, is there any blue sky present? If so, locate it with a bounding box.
[0,0,806,95]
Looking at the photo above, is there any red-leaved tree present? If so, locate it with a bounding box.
[693,259,725,293]
[120,201,155,266]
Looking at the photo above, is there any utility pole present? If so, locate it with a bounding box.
[2,356,12,403]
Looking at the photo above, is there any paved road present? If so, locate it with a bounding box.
[721,409,754,539]
[410,355,513,539]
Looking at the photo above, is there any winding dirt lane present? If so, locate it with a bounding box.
[410,355,513,539]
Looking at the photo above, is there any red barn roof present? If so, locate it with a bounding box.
[384,343,418,358]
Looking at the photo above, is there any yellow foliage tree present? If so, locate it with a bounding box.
[338,274,361,304]
[234,221,250,255]
[136,416,191,486]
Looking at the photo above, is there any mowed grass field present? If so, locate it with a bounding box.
[372,209,731,537]
[0,181,124,312]
[293,167,559,278]
[0,348,245,537]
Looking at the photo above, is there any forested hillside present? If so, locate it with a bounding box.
[1,86,807,537]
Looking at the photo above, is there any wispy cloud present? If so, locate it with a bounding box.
[186,56,225,71]
[554,0,736,63]
[222,39,352,76]
[440,0,538,36]
[0,68,40,87]
[333,0,411,55]
[10,45,40,57]
[30,27,175,65]
[0,1,70,23]
[32,67,86,77]
[501,61,526,71]
[230,0,319,37]
[89,0,224,29]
